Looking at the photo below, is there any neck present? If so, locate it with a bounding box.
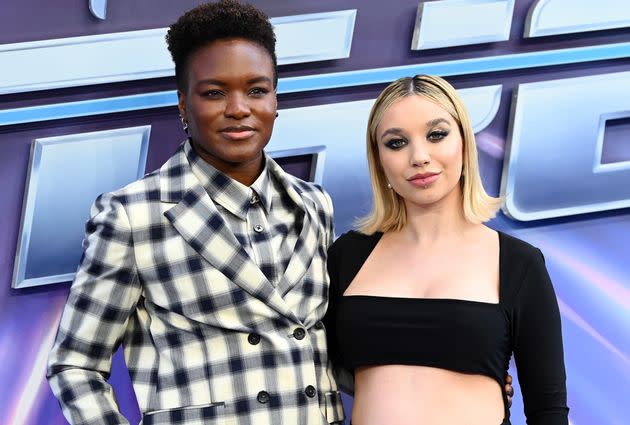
[222,160,265,186]
[191,140,265,186]
[399,189,471,244]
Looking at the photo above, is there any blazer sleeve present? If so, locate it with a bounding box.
[47,192,142,425]
[512,248,569,425]
[319,186,335,248]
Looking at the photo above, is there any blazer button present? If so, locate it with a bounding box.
[305,385,317,398]
[314,321,324,329]
[293,327,306,340]
[248,333,260,345]
[253,224,264,233]
[257,390,270,403]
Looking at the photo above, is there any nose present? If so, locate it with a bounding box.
[410,141,431,167]
[224,92,251,119]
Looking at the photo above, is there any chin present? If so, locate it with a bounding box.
[223,150,264,164]
[407,192,445,206]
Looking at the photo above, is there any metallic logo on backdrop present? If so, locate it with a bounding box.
[404,0,630,221]
[7,0,630,288]
[89,0,107,20]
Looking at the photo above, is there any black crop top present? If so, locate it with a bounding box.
[324,230,568,424]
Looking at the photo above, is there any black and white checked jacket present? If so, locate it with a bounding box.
[47,141,345,425]
[185,142,300,289]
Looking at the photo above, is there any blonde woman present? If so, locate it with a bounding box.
[325,75,568,425]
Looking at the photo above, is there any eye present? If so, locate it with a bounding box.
[202,89,223,98]
[384,138,407,150]
[428,129,449,142]
[249,87,270,97]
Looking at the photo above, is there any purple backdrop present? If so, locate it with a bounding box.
[1,1,629,424]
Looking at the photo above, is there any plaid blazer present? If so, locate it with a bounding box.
[47,143,345,425]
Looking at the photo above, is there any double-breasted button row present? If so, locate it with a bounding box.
[250,328,309,343]
[257,388,315,403]
[250,328,309,344]
[247,333,260,345]
[293,327,306,340]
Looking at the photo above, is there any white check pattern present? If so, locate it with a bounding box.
[185,143,299,288]
[47,140,344,425]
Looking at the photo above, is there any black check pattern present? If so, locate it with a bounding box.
[185,143,300,288]
[47,140,343,425]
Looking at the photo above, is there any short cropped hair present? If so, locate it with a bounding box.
[166,0,278,91]
[357,75,501,234]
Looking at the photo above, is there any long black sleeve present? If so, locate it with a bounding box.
[324,238,355,394]
[324,241,341,366]
[512,249,569,425]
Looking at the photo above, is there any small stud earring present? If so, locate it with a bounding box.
[387,182,392,189]
[275,112,279,118]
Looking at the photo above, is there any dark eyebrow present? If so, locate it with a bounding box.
[247,76,273,85]
[196,76,273,87]
[197,79,226,87]
[380,127,404,141]
[380,118,452,140]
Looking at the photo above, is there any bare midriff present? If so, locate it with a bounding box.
[350,365,504,425]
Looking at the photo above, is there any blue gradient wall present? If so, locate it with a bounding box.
[1,1,629,424]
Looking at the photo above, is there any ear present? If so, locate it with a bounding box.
[177,90,187,120]
[273,89,278,113]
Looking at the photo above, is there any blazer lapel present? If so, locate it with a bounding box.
[271,164,322,298]
[159,147,298,322]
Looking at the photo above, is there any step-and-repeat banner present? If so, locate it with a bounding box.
[1,1,629,424]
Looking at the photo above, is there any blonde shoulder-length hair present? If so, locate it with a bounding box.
[356,74,501,234]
